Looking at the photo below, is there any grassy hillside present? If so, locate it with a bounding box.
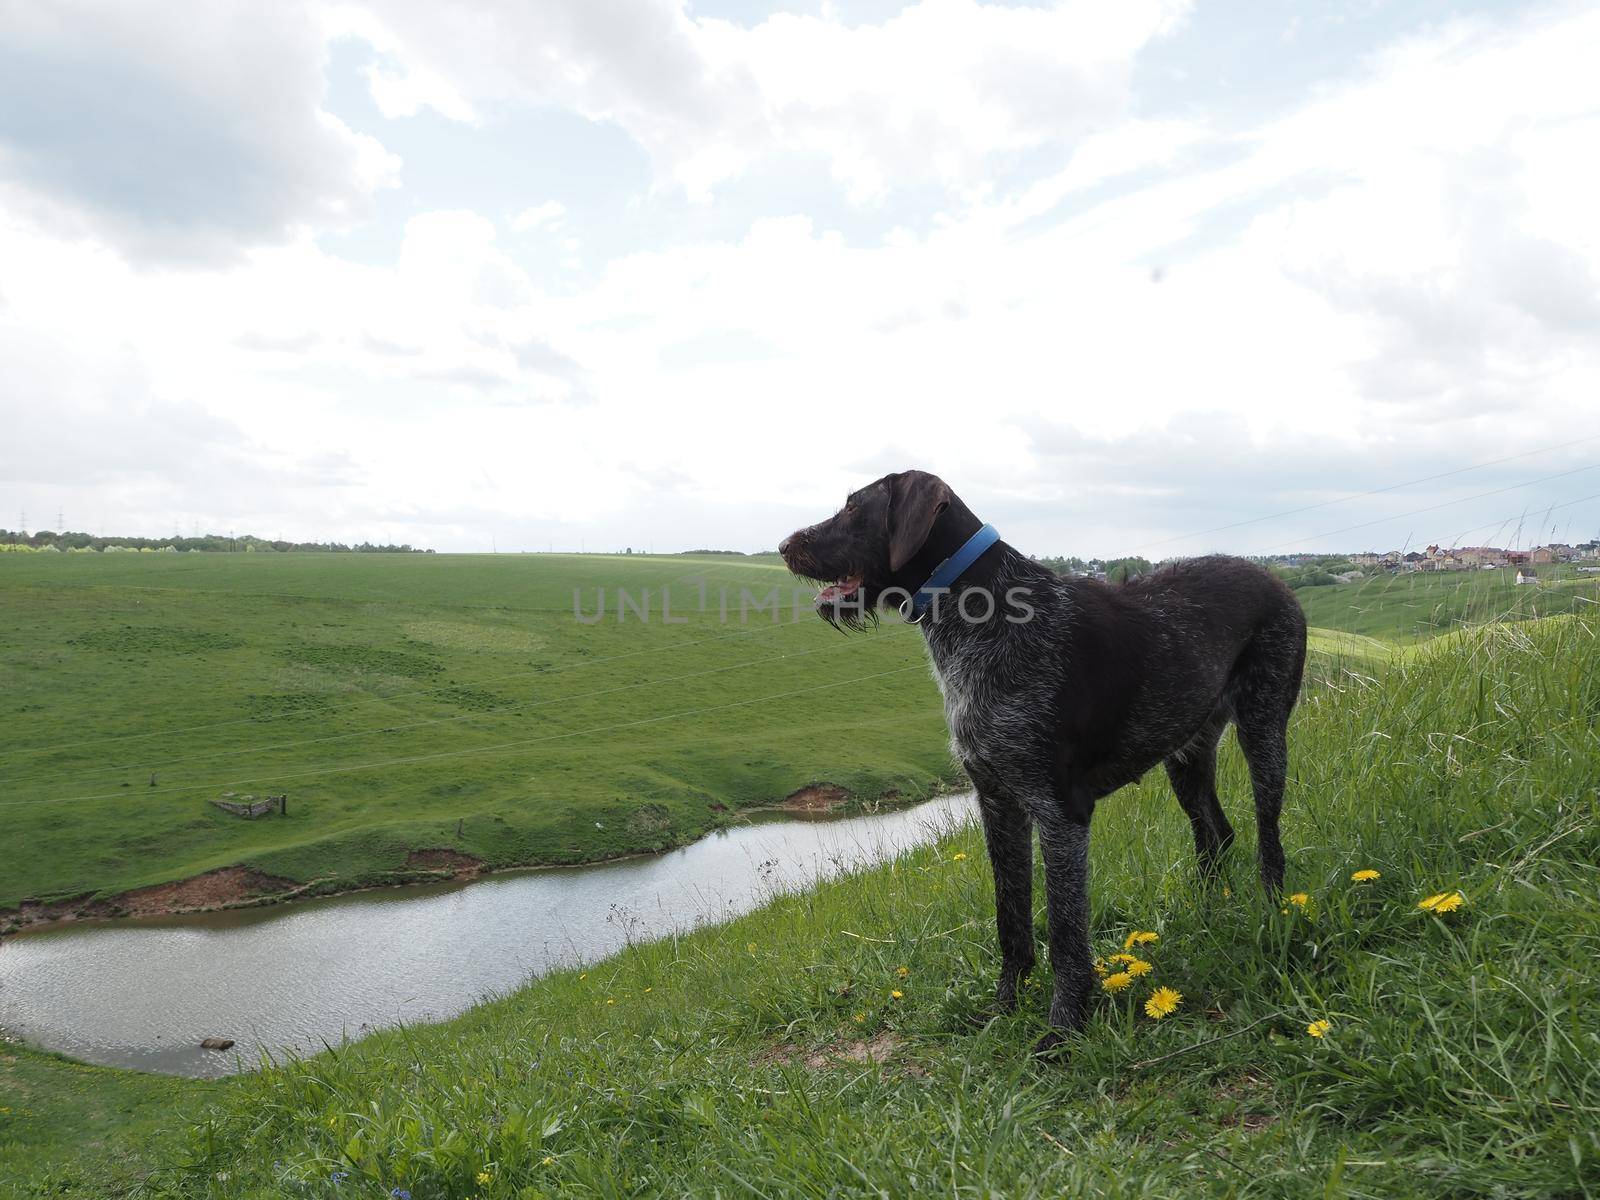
[0,552,951,911]
[1291,562,1599,640]
[0,1045,217,1198]
[9,611,1595,1198]
[3,553,1592,916]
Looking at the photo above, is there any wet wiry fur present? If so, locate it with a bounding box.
[780,471,1308,1055]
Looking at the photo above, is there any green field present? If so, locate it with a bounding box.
[3,554,1594,920]
[1292,562,1600,641]
[5,594,1597,1197]
[0,552,953,915]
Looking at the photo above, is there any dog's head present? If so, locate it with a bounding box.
[778,470,962,628]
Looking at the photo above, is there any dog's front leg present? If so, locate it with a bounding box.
[977,792,1035,1011]
[1034,810,1092,1056]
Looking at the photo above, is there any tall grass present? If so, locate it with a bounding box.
[123,613,1600,1199]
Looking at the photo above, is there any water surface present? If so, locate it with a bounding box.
[0,794,975,1077]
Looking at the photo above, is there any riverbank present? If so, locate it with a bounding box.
[2,792,979,1079]
[6,614,1596,1198]
[0,551,954,921]
[0,781,950,937]
[0,1040,219,1198]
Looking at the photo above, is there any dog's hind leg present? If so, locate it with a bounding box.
[1163,711,1234,877]
[978,793,1035,1011]
[1231,622,1305,895]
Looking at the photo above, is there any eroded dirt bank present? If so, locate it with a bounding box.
[1,783,938,937]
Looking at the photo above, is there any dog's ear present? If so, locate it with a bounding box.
[887,470,952,572]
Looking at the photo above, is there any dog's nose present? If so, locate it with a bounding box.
[779,534,795,557]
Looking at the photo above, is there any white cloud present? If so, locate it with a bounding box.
[510,201,567,233]
[0,0,400,264]
[1,2,1597,556]
[339,0,1190,203]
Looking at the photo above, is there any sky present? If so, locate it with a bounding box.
[1,0,1597,557]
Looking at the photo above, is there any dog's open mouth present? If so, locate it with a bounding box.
[816,577,862,604]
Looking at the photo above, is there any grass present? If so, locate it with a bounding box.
[4,552,1591,914]
[0,552,951,911]
[0,1043,218,1198]
[1292,562,1600,641]
[7,605,1597,1197]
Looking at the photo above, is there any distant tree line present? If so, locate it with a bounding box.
[1035,555,1155,583]
[0,529,431,554]
[1268,557,1357,590]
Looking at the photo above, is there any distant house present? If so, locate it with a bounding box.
[1530,547,1554,564]
[1515,568,1538,586]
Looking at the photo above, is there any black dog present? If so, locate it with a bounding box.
[779,471,1307,1052]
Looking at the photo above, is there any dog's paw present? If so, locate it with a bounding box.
[1031,1029,1072,1061]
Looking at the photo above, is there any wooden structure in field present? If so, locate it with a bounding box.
[211,793,287,818]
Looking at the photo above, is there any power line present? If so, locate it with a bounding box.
[2,662,928,810]
[1138,430,1600,554]
[1432,490,1600,551]
[1246,463,1599,555]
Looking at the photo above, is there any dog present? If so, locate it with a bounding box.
[779,470,1307,1053]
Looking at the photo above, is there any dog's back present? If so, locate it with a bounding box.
[1050,556,1306,798]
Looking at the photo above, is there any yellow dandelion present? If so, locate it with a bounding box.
[605,998,615,1005]
[1144,986,1182,1019]
[477,1171,493,1186]
[1222,886,1232,898]
[541,1156,555,1166]
[1126,959,1153,977]
[1351,869,1380,882]
[1092,959,1108,977]
[1419,891,1465,914]
[890,989,904,1000]
[1306,1019,1332,1038]
[644,987,652,993]
[1288,892,1309,907]
[1108,952,1138,965]
[746,941,757,954]
[1124,930,1159,950]
[853,1012,866,1023]
[896,965,910,977]
[952,852,968,862]
[1101,971,1133,993]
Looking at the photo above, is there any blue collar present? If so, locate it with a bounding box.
[903,524,1000,622]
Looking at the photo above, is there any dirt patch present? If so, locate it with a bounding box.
[761,1031,924,1075]
[625,803,673,838]
[116,867,297,916]
[404,848,484,875]
[0,867,301,935]
[1213,1071,1276,1134]
[781,784,850,812]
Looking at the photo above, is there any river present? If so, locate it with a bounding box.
[0,793,976,1078]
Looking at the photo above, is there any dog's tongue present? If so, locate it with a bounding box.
[817,578,862,603]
